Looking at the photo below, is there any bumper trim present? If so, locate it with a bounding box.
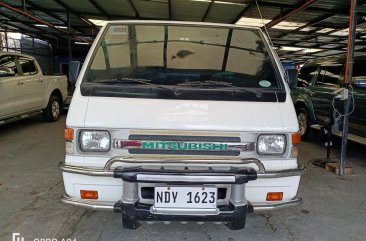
[115,166,257,184]
[58,157,306,179]
[60,194,302,212]
[115,201,249,230]
[137,174,235,183]
[253,197,303,211]
[61,195,114,211]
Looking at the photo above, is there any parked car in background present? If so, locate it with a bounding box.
[0,52,68,125]
[291,54,366,145]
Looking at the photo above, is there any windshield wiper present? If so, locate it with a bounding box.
[177,80,233,87]
[95,77,153,85]
[176,81,266,98]
[91,78,183,95]
[220,86,265,98]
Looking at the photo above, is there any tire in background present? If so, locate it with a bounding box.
[42,95,61,122]
[296,107,311,140]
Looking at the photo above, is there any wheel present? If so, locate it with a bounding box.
[296,107,311,140]
[43,95,61,122]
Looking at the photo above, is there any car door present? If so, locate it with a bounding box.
[349,60,366,137]
[17,56,46,110]
[0,55,25,119]
[309,63,343,126]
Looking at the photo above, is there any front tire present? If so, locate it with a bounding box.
[296,107,311,140]
[43,95,61,122]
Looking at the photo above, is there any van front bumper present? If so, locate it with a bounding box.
[60,194,303,212]
[59,157,306,229]
[58,157,306,179]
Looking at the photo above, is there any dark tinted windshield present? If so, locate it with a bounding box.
[82,23,284,102]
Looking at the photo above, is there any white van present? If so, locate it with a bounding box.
[59,21,306,230]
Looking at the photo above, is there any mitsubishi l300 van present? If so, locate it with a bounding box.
[59,21,306,230]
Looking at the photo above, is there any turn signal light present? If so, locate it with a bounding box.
[80,190,98,200]
[292,133,301,145]
[64,128,74,142]
[266,192,283,201]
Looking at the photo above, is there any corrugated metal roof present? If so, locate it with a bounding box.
[134,0,169,19]
[311,0,349,10]
[60,0,97,14]
[0,0,365,62]
[94,0,135,17]
[172,0,210,21]
[243,6,281,19]
[206,2,249,23]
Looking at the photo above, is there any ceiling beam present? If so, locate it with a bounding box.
[0,11,63,38]
[278,13,335,39]
[127,0,141,19]
[89,0,110,20]
[0,22,57,44]
[168,0,172,20]
[53,0,97,29]
[276,44,345,52]
[251,1,347,16]
[278,50,345,57]
[25,0,84,33]
[232,4,251,24]
[272,38,366,46]
[0,1,91,44]
[269,28,351,39]
[0,23,96,37]
[273,17,366,51]
[264,0,318,30]
[0,19,91,30]
[202,0,214,22]
[0,6,133,20]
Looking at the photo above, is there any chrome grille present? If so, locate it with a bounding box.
[128,135,241,142]
[127,134,247,156]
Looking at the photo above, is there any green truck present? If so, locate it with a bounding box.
[291,55,366,145]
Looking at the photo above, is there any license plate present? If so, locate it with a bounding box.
[154,186,217,209]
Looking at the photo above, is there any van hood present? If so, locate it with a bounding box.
[67,94,298,133]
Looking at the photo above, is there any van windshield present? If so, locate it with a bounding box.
[82,23,284,102]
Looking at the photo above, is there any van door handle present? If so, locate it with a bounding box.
[38,79,43,83]
[17,81,24,85]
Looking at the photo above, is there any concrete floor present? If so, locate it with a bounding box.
[1,115,366,241]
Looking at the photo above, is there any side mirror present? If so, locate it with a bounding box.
[286,68,298,91]
[68,61,81,85]
[353,80,366,89]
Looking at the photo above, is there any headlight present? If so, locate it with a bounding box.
[79,130,111,152]
[257,135,286,155]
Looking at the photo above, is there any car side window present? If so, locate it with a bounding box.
[0,55,18,77]
[19,57,38,76]
[297,65,318,88]
[315,65,342,88]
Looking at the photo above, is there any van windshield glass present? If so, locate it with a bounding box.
[82,23,284,102]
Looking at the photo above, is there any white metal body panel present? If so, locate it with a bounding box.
[67,92,297,133]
